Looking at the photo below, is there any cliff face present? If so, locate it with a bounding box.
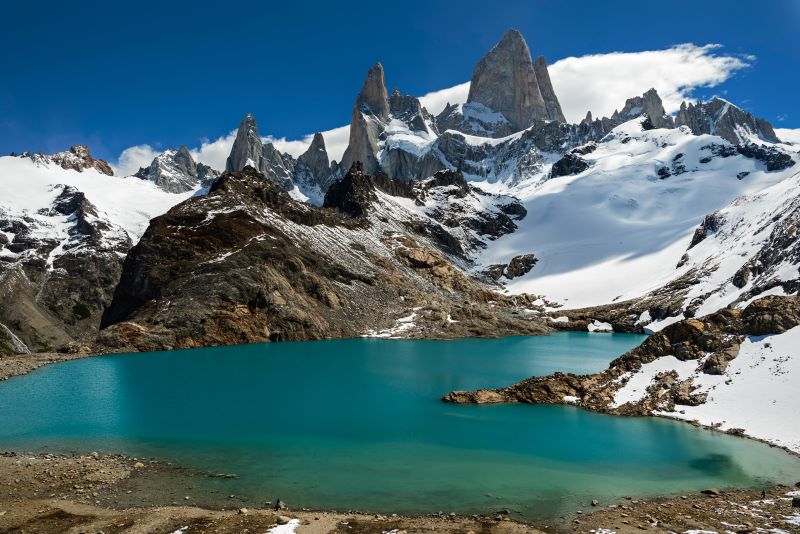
[467,29,565,130]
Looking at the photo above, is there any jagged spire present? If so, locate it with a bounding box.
[225,114,263,173]
[467,29,563,130]
[355,62,390,119]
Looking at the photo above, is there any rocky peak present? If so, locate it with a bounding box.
[533,56,566,123]
[341,64,392,175]
[297,133,330,179]
[225,114,263,173]
[466,29,556,131]
[135,145,220,193]
[223,114,296,190]
[355,63,390,119]
[323,162,412,217]
[675,97,780,145]
[617,88,674,130]
[389,91,436,134]
[21,145,114,176]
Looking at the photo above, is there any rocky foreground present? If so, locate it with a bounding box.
[444,295,800,451]
[2,451,799,533]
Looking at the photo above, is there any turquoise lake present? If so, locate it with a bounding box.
[1,332,800,521]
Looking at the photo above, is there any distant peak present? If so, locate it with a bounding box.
[355,62,389,119]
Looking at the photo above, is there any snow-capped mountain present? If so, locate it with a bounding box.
[134,145,220,193]
[1,27,798,362]
[0,154,197,353]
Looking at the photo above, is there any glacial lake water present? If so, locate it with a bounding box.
[1,332,800,522]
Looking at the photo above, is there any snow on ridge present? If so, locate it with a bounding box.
[477,124,799,310]
[0,155,196,242]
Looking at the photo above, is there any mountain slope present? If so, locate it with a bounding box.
[97,165,547,351]
[0,155,197,353]
[474,119,797,323]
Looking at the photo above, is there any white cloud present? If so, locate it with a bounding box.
[549,43,750,122]
[113,144,158,177]
[114,43,752,173]
[775,128,800,145]
[190,132,236,171]
[418,82,470,116]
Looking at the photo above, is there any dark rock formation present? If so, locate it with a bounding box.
[675,98,780,145]
[294,133,332,193]
[505,254,537,279]
[550,153,590,177]
[735,143,795,171]
[0,185,131,354]
[618,89,673,130]
[688,213,724,249]
[533,55,566,123]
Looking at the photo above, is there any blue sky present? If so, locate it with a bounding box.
[1,0,797,165]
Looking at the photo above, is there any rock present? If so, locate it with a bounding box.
[225,114,295,190]
[295,132,332,193]
[38,145,114,176]
[618,89,673,130]
[550,153,589,178]
[238,507,249,515]
[792,496,800,508]
[505,254,537,279]
[133,462,144,469]
[340,63,390,175]
[701,488,721,496]
[466,29,557,131]
[533,56,566,122]
[275,515,292,524]
[591,499,599,506]
[675,98,780,145]
[135,145,220,193]
[742,295,800,335]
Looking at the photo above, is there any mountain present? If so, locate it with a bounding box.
[97,165,545,351]
[466,29,565,130]
[0,153,197,353]
[134,145,220,193]
[675,97,781,145]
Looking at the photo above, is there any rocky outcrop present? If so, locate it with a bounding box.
[225,114,295,190]
[466,29,551,131]
[443,296,800,416]
[294,133,332,194]
[505,254,537,278]
[135,146,220,193]
[533,56,566,123]
[17,145,114,176]
[618,89,673,130]
[225,114,263,173]
[550,153,589,177]
[675,98,780,145]
[340,63,390,175]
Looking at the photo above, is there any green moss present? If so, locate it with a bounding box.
[72,303,91,320]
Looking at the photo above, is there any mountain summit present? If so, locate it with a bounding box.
[467,29,565,129]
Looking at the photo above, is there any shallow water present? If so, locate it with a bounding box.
[1,333,799,521]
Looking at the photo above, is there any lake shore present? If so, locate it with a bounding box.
[1,450,799,533]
